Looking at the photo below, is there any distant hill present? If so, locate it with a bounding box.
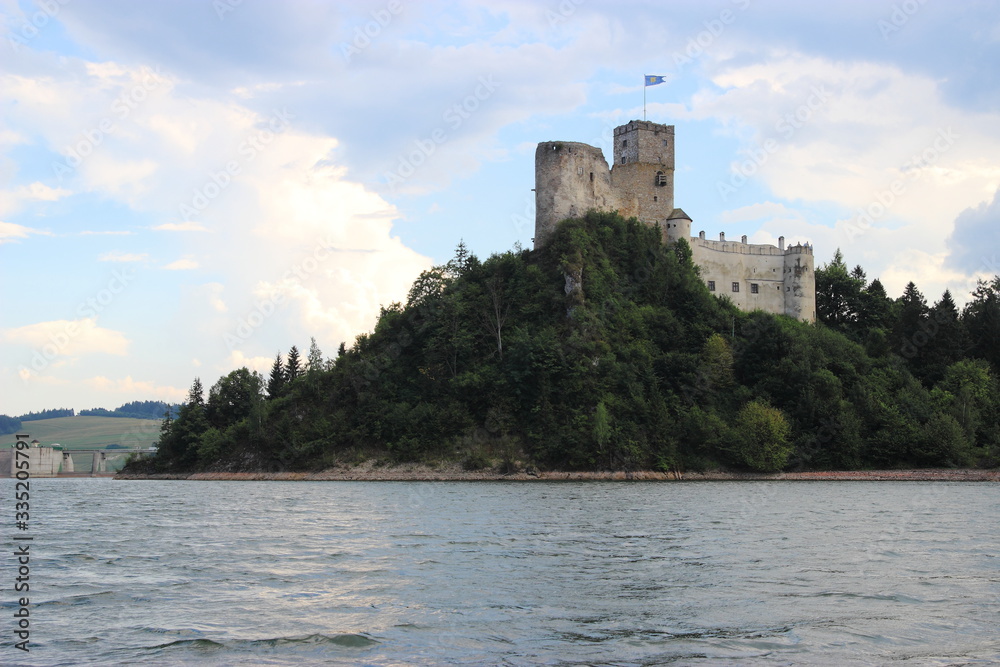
[79,400,179,420]
[0,416,161,450]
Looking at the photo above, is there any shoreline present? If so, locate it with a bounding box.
[114,463,1000,482]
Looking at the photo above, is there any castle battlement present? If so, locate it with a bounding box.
[692,237,814,257]
[533,120,816,322]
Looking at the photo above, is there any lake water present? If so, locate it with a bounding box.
[3,479,999,665]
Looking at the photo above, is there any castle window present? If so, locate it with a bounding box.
[656,171,667,186]
[663,139,668,147]
[732,282,740,293]
[622,139,628,148]
[653,196,658,202]
[590,172,594,182]
[751,283,759,294]
[708,281,716,292]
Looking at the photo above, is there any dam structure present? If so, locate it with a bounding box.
[533,119,815,323]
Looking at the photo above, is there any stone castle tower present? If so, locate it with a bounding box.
[533,120,815,323]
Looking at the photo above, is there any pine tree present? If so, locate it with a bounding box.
[286,345,302,383]
[267,353,286,399]
[923,290,968,385]
[895,281,930,369]
[307,337,323,373]
[188,377,205,406]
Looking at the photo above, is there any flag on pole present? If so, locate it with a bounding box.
[645,75,666,86]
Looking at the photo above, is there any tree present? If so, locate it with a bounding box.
[815,249,865,334]
[156,378,207,470]
[857,278,894,335]
[267,353,286,399]
[732,400,792,472]
[894,281,929,368]
[407,267,451,307]
[307,337,324,373]
[482,256,513,360]
[446,239,477,277]
[207,367,264,429]
[286,345,302,383]
[593,400,612,466]
[963,277,1000,373]
[701,333,734,392]
[922,290,968,385]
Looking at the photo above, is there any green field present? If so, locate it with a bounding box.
[0,416,161,450]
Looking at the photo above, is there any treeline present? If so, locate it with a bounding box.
[129,212,1000,475]
[2,408,77,435]
[816,252,1000,387]
[20,408,75,422]
[80,400,179,420]
[0,415,22,435]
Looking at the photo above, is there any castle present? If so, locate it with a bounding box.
[534,120,815,323]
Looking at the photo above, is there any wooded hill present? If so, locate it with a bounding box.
[127,212,1000,475]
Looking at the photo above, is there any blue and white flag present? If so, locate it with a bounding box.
[645,75,666,86]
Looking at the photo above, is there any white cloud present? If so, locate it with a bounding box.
[163,257,198,270]
[153,221,209,232]
[84,375,187,403]
[99,251,148,262]
[657,51,1000,300]
[720,201,804,224]
[197,282,227,313]
[0,182,71,217]
[226,350,273,374]
[0,221,51,244]
[3,318,130,357]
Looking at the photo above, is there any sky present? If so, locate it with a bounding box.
[2,0,1000,416]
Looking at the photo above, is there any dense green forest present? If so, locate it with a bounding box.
[127,212,1000,475]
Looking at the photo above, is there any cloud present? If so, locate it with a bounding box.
[80,230,135,236]
[0,182,72,217]
[3,318,130,357]
[0,221,51,244]
[720,201,805,224]
[946,188,1000,275]
[84,375,187,403]
[226,350,273,374]
[197,282,227,313]
[99,251,148,262]
[152,222,209,232]
[651,50,1000,300]
[163,257,199,270]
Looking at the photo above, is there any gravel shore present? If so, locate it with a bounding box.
[115,463,1000,482]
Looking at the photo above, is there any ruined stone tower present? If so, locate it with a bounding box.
[533,120,815,323]
[535,120,687,247]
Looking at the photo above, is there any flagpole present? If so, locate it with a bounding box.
[643,81,646,121]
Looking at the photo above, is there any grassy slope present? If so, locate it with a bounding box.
[0,416,161,450]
